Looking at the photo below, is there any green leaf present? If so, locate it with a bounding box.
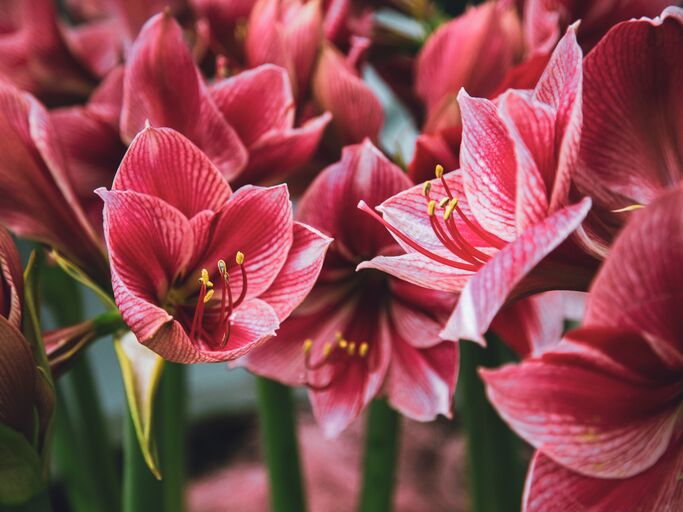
[115,332,165,479]
[0,424,46,506]
[48,250,116,310]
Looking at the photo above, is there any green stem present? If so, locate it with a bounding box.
[123,407,163,512]
[458,337,526,512]
[255,377,306,512]
[160,363,187,512]
[358,399,401,512]
[3,489,53,512]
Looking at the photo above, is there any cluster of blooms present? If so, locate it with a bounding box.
[0,0,681,509]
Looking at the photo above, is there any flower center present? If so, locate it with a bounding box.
[358,164,504,271]
[188,251,248,350]
[301,331,370,392]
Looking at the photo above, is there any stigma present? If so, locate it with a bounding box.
[189,251,248,349]
[359,164,505,272]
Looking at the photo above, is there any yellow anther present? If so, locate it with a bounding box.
[199,268,214,287]
[427,200,437,216]
[443,198,459,221]
[338,339,348,349]
[438,197,449,208]
[435,164,444,178]
[612,204,644,213]
[323,342,333,358]
[303,339,313,354]
[422,181,432,197]
[236,251,245,265]
[347,342,356,356]
[203,289,215,303]
[359,342,369,357]
[217,259,227,275]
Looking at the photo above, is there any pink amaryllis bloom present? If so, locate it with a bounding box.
[359,27,595,344]
[121,12,329,184]
[523,0,677,53]
[576,6,683,258]
[243,140,458,437]
[0,79,109,284]
[481,185,683,512]
[98,126,330,363]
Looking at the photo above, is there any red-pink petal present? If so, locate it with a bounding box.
[0,227,23,330]
[524,445,683,512]
[313,44,383,144]
[62,18,122,78]
[442,197,591,343]
[259,222,332,321]
[578,8,683,206]
[121,13,247,180]
[407,130,460,184]
[113,126,232,218]
[585,185,683,357]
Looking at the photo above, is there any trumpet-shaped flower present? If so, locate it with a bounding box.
[98,126,330,363]
[481,185,683,512]
[243,140,458,437]
[359,27,595,343]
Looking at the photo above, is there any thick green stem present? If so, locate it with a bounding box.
[458,337,526,512]
[160,363,187,512]
[358,399,401,512]
[123,407,163,512]
[255,377,306,512]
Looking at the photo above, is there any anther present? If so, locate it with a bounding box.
[427,200,437,216]
[359,342,369,357]
[303,339,313,354]
[435,164,444,178]
[422,181,432,197]
[444,198,459,221]
[323,342,333,358]
[347,342,356,356]
[203,289,215,303]
[338,339,348,349]
[217,259,227,275]
[236,251,245,265]
[438,197,449,208]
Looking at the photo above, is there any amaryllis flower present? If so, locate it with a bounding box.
[0,79,109,284]
[481,185,683,512]
[121,12,329,185]
[98,126,330,363]
[409,0,548,183]
[575,6,683,257]
[359,27,596,344]
[523,0,677,53]
[0,226,51,441]
[243,140,458,437]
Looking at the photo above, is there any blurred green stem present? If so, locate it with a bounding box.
[458,336,526,512]
[160,363,187,512]
[359,399,401,512]
[123,407,163,512]
[256,377,306,512]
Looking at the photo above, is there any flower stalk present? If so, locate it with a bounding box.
[256,377,306,512]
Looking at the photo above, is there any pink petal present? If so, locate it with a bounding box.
[578,8,683,206]
[280,0,323,96]
[195,185,294,300]
[407,129,460,184]
[480,346,681,479]
[441,197,591,343]
[415,2,523,114]
[236,111,331,186]
[358,253,471,294]
[524,445,683,512]
[210,64,294,146]
[98,188,193,305]
[385,338,457,421]
[585,185,683,357]
[113,126,232,218]
[298,140,412,256]
[458,91,518,242]
[313,44,383,144]
[245,0,292,80]
[0,226,23,330]
[62,18,122,78]
[121,13,247,180]
[258,222,332,321]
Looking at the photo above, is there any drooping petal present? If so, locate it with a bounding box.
[578,8,683,206]
[407,130,460,184]
[121,12,247,180]
[195,185,294,301]
[480,343,681,479]
[523,445,683,512]
[245,0,292,82]
[0,226,24,329]
[312,44,383,144]
[210,64,294,146]
[385,338,457,422]
[113,127,232,218]
[441,197,591,343]
[585,186,683,359]
[258,222,332,321]
[298,140,411,257]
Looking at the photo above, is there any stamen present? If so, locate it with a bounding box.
[435,163,454,198]
[203,289,215,303]
[438,197,449,208]
[422,181,432,197]
[444,198,458,221]
[427,200,437,216]
[359,342,369,357]
[233,251,248,308]
[302,339,313,354]
[347,342,356,356]
[322,342,333,358]
[218,259,233,348]
[612,204,644,213]
[434,164,444,178]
